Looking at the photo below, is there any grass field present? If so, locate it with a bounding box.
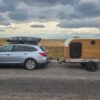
[42,39,65,59]
[0,39,7,45]
[0,39,65,59]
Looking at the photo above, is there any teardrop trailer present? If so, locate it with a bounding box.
[64,38,100,72]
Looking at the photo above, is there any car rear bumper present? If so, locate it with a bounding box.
[36,56,48,63]
[37,58,49,65]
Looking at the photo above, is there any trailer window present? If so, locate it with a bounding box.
[91,40,95,45]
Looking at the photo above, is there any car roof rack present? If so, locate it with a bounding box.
[7,37,41,45]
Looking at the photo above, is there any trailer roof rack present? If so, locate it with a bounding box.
[7,37,41,45]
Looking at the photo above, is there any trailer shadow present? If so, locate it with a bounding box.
[62,63,100,71]
[62,63,86,70]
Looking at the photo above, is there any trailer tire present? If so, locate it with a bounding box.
[86,61,98,72]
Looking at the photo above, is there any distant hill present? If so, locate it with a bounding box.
[0,33,100,40]
[32,33,100,40]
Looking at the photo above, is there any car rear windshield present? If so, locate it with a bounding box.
[40,46,47,51]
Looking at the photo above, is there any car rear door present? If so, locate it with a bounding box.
[11,45,37,64]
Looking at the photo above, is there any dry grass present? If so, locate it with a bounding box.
[0,39,65,59]
[42,39,65,58]
[0,39,7,45]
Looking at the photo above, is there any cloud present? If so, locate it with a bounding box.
[22,0,78,6]
[0,29,5,32]
[8,9,30,21]
[57,18,100,28]
[0,15,10,26]
[31,24,45,28]
[0,0,99,21]
[75,0,100,18]
[0,0,100,30]
[6,1,77,21]
[0,0,20,12]
[0,0,79,21]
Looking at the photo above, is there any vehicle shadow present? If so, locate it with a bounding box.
[0,63,49,70]
[0,64,23,69]
[36,63,50,70]
[62,63,100,71]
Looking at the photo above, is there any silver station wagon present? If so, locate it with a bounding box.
[0,44,48,70]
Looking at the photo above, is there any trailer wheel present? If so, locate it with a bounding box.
[86,62,98,72]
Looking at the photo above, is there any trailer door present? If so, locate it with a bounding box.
[70,42,82,58]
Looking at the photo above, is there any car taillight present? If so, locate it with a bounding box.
[39,52,47,56]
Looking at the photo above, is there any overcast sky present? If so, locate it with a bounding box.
[0,0,100,38]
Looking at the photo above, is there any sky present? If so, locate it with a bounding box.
[0,0,100,39]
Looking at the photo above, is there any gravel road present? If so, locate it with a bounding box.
[0,62,100,100]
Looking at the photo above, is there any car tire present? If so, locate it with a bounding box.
[86,61,98,72]
[24,59,37,70]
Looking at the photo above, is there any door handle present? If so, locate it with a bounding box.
[24,53,27,55]
[6,54,11,56]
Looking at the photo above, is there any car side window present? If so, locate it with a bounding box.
[25,46,37,51]
[13,45,37,52]
[13,46,24,51]
[0,45,13,52]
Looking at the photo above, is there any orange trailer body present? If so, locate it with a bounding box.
[64,38,100,63]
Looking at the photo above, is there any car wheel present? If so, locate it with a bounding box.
[24,59,37,70]
[86,61,98,72]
